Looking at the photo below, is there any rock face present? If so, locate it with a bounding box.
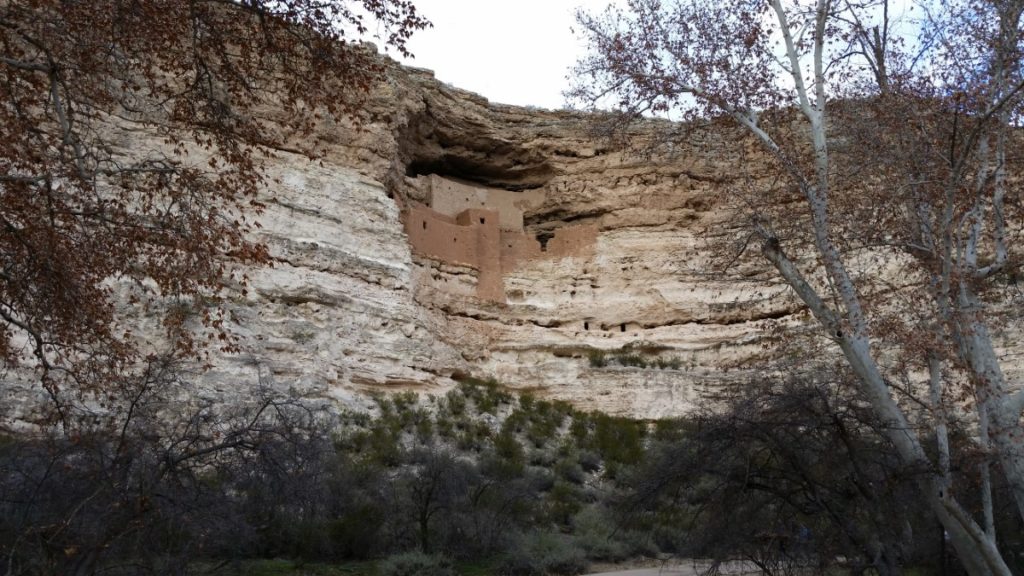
[178,59,805,419]
[0,57,848,423]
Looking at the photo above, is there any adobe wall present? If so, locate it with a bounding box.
[422,174,543,231]
[457,209,504,302]
[404,175,599,303]
[500,230,542,271]
[405,206,479,269]
[500,225,599,272]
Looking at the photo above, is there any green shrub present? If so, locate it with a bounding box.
[523,399,566,448]
[379,551,455,576]
[519,393,535,412]
[591,414,644,466]
[569,417,589,442]
[529,447,558,467]
[415,416,434,442]
[587,349,608,368]
[577,450,602,473]
[500,531,588,576]
[555,456,586,485]
[489,429,526,478]
[436,415,455,439]
[617,353,647,368]
[504,410,528,434]
[552,400,574,416]
[444,389,467,417]
[392,391,418,412]
[345,425,402,467]
[457,424,487,452]
[654,357,682,370]
[548,481,584,526]
[572,506,628,562]
[458,377,513,414]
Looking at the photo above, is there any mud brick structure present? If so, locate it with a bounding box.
[404,175,597,303]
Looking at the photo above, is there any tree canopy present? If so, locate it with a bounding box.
[0,0,428,410]
[570,1,1024,575]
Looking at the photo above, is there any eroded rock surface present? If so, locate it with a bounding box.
[174,60,810,419]
[3,58,913,422]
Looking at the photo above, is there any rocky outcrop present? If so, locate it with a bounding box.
[177,59,806,419]
[0,57,843,422]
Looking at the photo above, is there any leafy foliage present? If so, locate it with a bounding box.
[0,0,429,409]
[570,1,1024,574]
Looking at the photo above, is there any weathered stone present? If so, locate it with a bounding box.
[13,55,1023,422]
[176,59,795,418]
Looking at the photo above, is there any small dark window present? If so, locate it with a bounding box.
[480,217,486,224]
[422,221,427,230]
[453,237,457,243]
[584,322,590,330]
[537,232,554,252]
[620,324,626,332]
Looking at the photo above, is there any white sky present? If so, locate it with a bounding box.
[391,0,918,111]
[396,1,615,110]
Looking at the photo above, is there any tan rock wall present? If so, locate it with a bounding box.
[1,56,809,423]
[545,224,598,260]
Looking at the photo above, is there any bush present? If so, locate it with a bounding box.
[489,429,526,478]
[500,531,589,576]
[458,377,513,414]
[572,506,629,562]
[378,551,456,576]
[443,389,467,417]
[617,353,647,368]
[327,503,384,559]
[654,357,682,370]
[587,350,607,367]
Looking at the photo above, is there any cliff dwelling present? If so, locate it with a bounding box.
[403,174,598,303]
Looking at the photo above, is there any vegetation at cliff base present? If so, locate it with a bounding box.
[3,375,1019,575]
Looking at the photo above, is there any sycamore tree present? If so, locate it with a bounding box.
[0,1,428,419]
[569,1,1024,574]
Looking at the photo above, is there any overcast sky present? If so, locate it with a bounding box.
[396,0,613,110]
[393,1,917,111]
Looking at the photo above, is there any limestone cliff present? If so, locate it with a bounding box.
[162,58,814,420]
[29,57,1003,422]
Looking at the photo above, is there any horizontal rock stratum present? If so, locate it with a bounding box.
[12,56,1022,422]
[171,58,809,420]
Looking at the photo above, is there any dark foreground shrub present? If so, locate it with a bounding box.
[500,531,588,576]
[378,551,455,576]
